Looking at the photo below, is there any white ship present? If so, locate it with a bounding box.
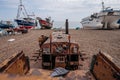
[81,14,103,29]
[81,2,120,29]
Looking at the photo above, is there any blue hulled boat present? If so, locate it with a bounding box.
[15,18,35,26]
[15,0,36,29]
[0,21,14,29]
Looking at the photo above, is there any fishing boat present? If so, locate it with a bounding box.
[0,21,14,29]
[36,17,53,29]
[15,0,36,29]
[81,2,120,29]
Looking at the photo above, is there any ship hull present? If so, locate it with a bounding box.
[98,11,120,29]
[15,19,35,29]
[39,20,52,29]
[0,21,14,29]
[0,24,14,29]
[81,4,120,29]
[81,15,120,29]
[81,19,103,29]
[99,15,120,28]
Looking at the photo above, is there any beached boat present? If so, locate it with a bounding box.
[81,15,103,29]
[37,17,53,29]
[0,21,14,29]
[99,3,120,29]
[15,18,36,29]
[15,0,36,29]
[81,2,120,29]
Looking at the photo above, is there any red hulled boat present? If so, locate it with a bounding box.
[37,17,53,29]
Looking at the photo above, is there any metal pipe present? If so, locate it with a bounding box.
[65,19,69,34]
[50,34,52,69]
[68,34,71,69]
[50,34,52,53]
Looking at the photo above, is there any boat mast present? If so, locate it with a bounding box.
[16,0,29,19]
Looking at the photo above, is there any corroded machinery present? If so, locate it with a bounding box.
[41,32,79,70]
[38,33,120,79]
[91,52,120,80]
[0,51,30,75]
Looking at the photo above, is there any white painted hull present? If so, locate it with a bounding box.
[82,23,103,29]
[99,11,120,28]
[81,12,120,29]
[81,18,103,29]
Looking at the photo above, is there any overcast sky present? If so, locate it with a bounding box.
[0,0,120,22]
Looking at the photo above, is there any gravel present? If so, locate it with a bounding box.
[0,29,120,69]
